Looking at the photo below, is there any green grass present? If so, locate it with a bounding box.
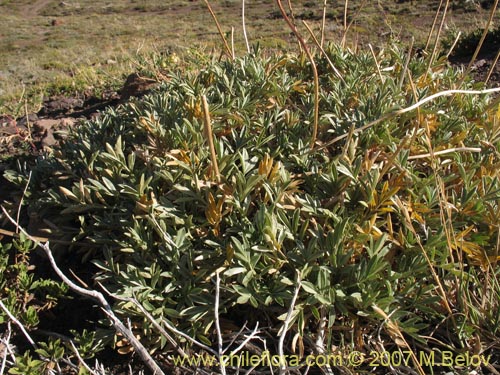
[0,0,492,116]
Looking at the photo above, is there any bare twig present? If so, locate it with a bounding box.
[424,0,444,51]
[15,171,32,233]
[202,0,234,60]
[278,271,301,375]
[313,87,500,152]
[202,95,221,184]
[1,207,166,375]
[341,0,368,49]
[214,271,226,375]
[0,323,12,375]
[129,297,217,356]
[302,20,345,84]
[69,341,100,375]
[0,300,37,349]
[368,44,383,82]
[276,0,320,150]
[408,147,482,160]
[227,323,261,357]
[398,37,414,89]
[459,0,499,87]
[372,305,425,375]
[424,0,450,80]
[485,49,500,85]
[98,283,187,357]
[231,27,235,60]
[320,0,327,48]
[342,0,348,48]
[242,0,250,53]
[445,31,461,59]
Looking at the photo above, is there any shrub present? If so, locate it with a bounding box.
[4,44,500,372]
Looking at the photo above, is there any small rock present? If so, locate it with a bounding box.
[34,119,60,133]
[472,59,487,70]
[119,73,157,100]
[40,96,84,116]
[41,129,57,148]
[0,114,16,127]
[17,113,39,127]
[60,118,75,127]
[51,19,63,26]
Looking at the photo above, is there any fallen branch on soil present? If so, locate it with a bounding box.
[1,206,166,375]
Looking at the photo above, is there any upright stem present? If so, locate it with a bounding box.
[203,0,234,60]
[459,0,499,87]
[276,0,320,150]
[202,95,221,183]
[242,0,250,53]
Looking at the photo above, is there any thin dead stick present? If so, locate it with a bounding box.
[424,0,444,51]
[445,31,461,59]
[1,207,166,375]
[0,228,50,242]
[372,305,426,375]
[313,87,500,152]
[392,196,454,318]
[320,0,327,48]
[341,0,368,49]
[278,271,301,375]
[227,323,261,357]
[0,300,37,349]
[128,297,217,356]
[1,322,16,366]
[0,323,11,375]
[408,147,482,160]
[315,308,334,375]
[424,0,450,80]
[242,0,250,53]
[201,95,221,183]
[214,272,226,375]
[98,283,188,357]
[485,49,500,85]
[202,0,234,60]
[276,0,319,149]
[15,171,31,233]
[231,27,235,60]
[69,341,100,375]
[368,44,383,82]
[342,0,348,48]
[459,0,499,87]
[398,37,414,90]
[302,20,345,84]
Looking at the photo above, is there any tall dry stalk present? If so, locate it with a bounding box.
[202,0,234,60]
[242,0,250,53]
[276,0,320,150]
[202,95,221,183]
[320,0,328,48]
[459,0,499,87]
[485,49,500,85]
[424,0,450,80]
[424,0,445,51]
[341,0,368,49]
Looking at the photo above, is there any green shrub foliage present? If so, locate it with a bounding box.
[6,44,500,368]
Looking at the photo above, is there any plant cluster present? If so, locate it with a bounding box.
[2,41,500,373]
[443,24,500,58]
